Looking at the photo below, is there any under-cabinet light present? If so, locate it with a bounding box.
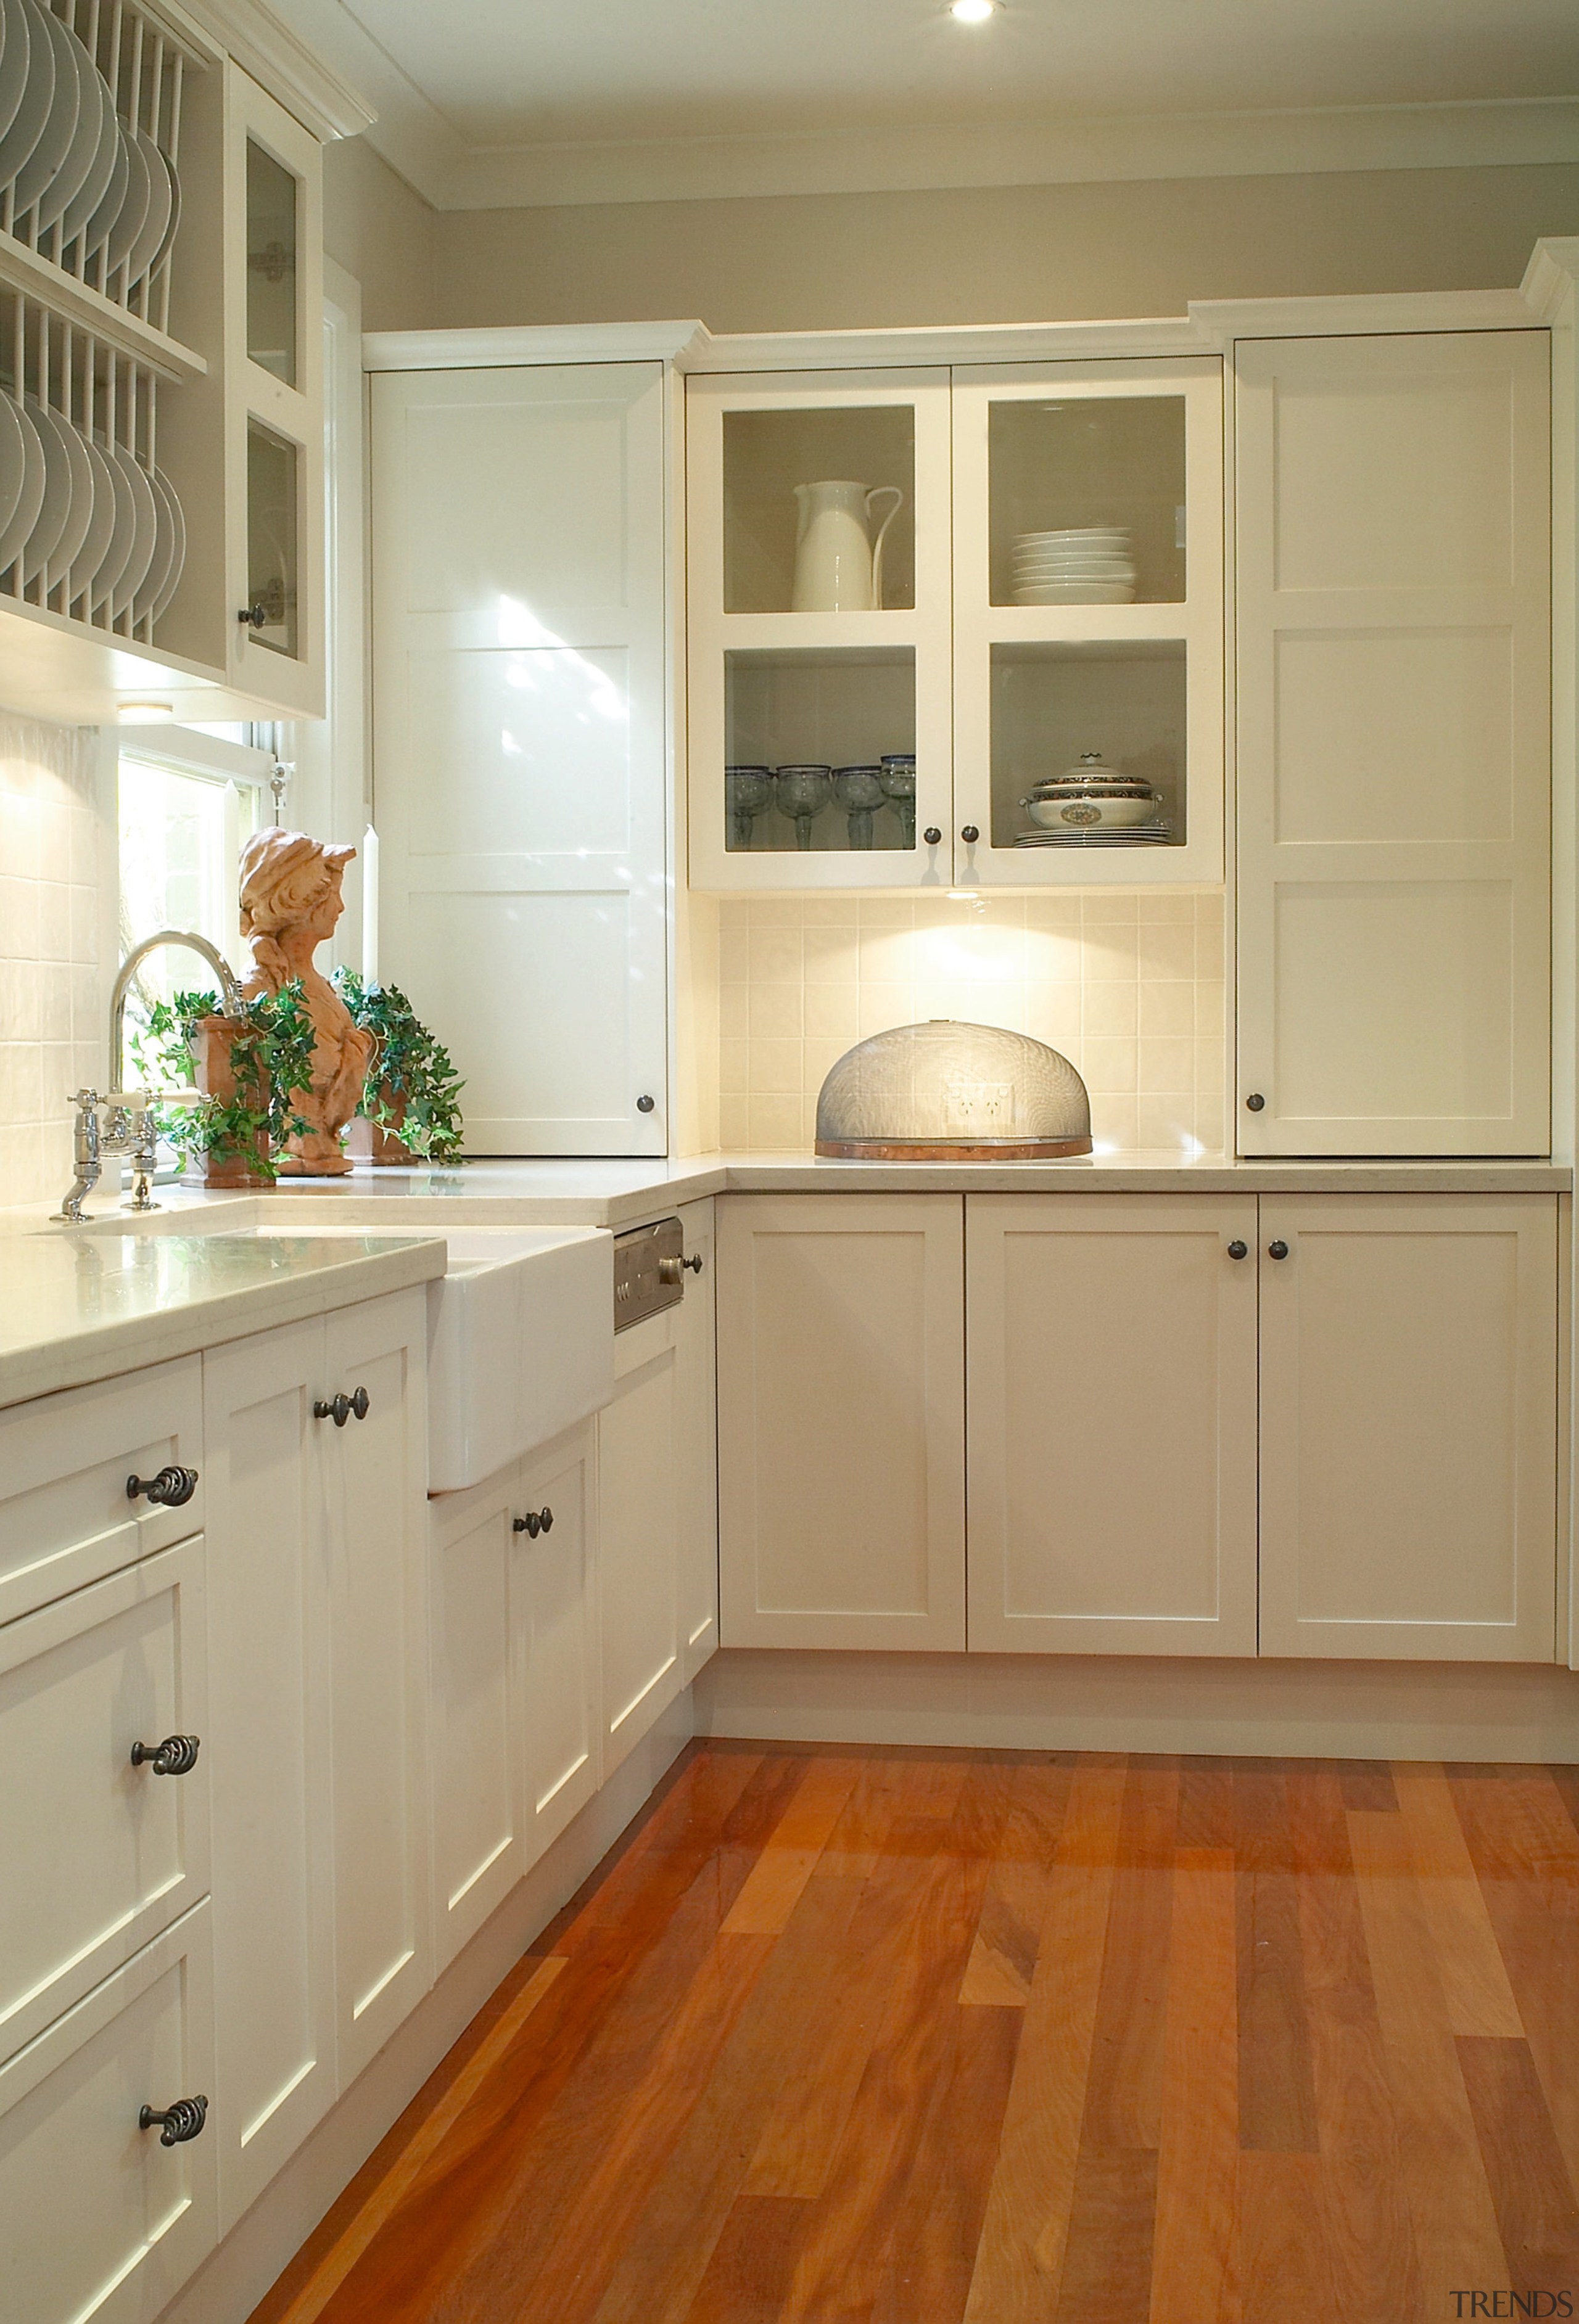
[950,0,997,20]
[118,701,175,724]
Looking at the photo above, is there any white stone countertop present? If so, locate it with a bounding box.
[0,1226,447,1410]
[1,1149,1565,1409]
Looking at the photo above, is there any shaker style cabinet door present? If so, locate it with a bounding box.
[598,1316,685,1776]
[371,361,670,1154]
[519,1421,601,1862]
[1235,330,1551,1155]
[674,1199,720,1683]
[716,1194,966,1651]
[965,1195,1258,1654]
[1258,1197,1558,1659]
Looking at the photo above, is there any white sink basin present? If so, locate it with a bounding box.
[225,1223,614,1492]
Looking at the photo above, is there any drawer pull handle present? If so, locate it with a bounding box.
[126,1464,199,1508]
[131,1734,200,1776]
[140,2095,208,2146]
[513,1507,555,1539]
[658,1252,704,1283]
[1268,1240,1290,1261]
[1226,1240,1248,1261]
[313,1386,371,1427]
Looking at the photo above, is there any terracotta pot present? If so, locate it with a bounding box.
[345,1085,419,1168]
[180,1015,274,1189]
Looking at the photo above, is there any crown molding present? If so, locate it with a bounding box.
[1189,287,1544,345]
[185,0,376,139]
[684,318,1214,374]
[363,322,711,372]
[1523,237,1579,323]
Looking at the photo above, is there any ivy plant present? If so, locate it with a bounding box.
[128,982,318,1178]
[332,970,466,1161]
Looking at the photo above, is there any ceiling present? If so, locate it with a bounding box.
[274,0,1579,210]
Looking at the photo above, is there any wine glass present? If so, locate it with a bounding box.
[879,753,917,848]
[725,764,774,850]
[835,763,886,849]
[775,763,832,852]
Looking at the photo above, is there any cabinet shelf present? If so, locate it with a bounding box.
[0,237,206,383]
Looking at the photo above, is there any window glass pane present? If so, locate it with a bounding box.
[246,140,299,386]
[117,757,263,1031]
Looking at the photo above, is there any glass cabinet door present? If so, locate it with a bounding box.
[952,358,1224,887]
[245,139,299,387]
[688,369,954,889]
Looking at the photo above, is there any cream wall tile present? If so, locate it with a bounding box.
[1092,1095,1139,1150]
[799,895,860,925]
[1139,981,1195,1037]
[1082,1036,1139,1093]
[719,1038,750,1093]
[802,927,858,982]
[748,1038,802,1093]
[719,982,749,1038]
[748,1094,801,1148]
[857,898,914,927]
[1081,892,1139,925]
[1027,985,1083,1046]
[804,983,859,1039]
[1139,1035,1195,1093]
[1137,1094,1195,1149]
[858,982,914,1037]
[1083,981,1138,1038]
[37,884,70,963]
[719,898,749,930]
[859,926,914,981]
[1137,892,1195,922]
[719,929,749,983]
[719,1093,749,1148]
[1078,924,1138,979]
[749,983,802,1037]
[749,926,802,982]
[1138,924,1197,981]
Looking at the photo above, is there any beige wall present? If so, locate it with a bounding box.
[322,137,439,332]
[431,163,1579,334]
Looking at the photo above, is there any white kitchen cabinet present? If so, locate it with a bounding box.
[965,1195,1258,1654]
[202,1286,428,2228]
[1259,1196,1558,1660]
[428,1416,601,1976]
[0,1539,209,2065]
[716,1194,966,1651]
[1235,330,1551,1156]
[686,355,1222,889]
[370,359,671,1154]
[0,1904,218,2324]
[599,1202,718,1767]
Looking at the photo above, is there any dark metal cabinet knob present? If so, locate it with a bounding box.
[140,2095,208,2146]
[658,1252,704,1284]
[237,604,267,630]
[1268,1240,1290,1260]
[960,825,979,844]
[513,1507,554,1538]
[923,827,942,847]
[1226,1240,1248,1261]
[636,1094,656,1113]
[1245,1092,1266,1112]
[126,1464,199,1508]
[131,1734,200,1776]
[314,1387,371,1427]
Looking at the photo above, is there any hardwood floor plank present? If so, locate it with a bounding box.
[868,2002,1022,2324]
[1289,1769,1422,2324]
[1457,2034,1579,2295]
[1392,1764,1525,2038]
[1337,1761,1400,1813]
[720,1755,862,1935]
[682,2195,808,2324]
[1448,1767,1579,2217]
[1149,1849,1240,2324]
[960,1760,1073,2008]
[1056,2149,1158,2324]
[1176,1756,1235,1851]
[1235,1770,1319,2153]
[962,1759,1127,2324]
[1081,1759,1177,2150]
[1346,1805,1507,2317]
[1237,2153,1336,2324]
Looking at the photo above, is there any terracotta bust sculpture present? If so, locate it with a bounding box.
[237,827,377,1176]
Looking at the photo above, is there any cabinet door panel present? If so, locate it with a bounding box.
[717,1195,965,1650]
[0,1906,216,2324]
[521,1423,600,1859]
[202,1320,334,2230]
[0,1542,209,2062]
[323,1291,432,2082]
[428,1472,526,1976]
[1259,1196,1557,1659]
[1236,331,1549,1154]
[371,362,669,1152]
[676,1200,719,1681]
[967,1196,1258,1654]
[599,1330,683,1774]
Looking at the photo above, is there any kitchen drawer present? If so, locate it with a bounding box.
[0,1903,218,2324]
[0,1358,204,1629]
[0,1541,210,2062]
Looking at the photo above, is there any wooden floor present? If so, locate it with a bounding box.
[252,1744,1579,2323]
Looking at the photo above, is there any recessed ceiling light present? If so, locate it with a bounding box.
[950,0,997,20]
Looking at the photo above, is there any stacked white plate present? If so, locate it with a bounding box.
[1012,526,1136,606]
[0,382,185,628]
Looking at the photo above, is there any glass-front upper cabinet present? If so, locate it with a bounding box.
[951,358,1224,887]
[225,68,324,715]
[687,369,954,889]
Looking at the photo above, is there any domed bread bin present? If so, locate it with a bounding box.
[815,1020,1092,1160]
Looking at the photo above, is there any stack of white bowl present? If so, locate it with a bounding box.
[1012,527,1136,606]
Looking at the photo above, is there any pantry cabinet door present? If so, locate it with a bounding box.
[428,1468,528,1976]
[519,1422,601,1862]
[717,1195,966,1651]
[1235,331,1550,1155]
[201,1321,335,2232]
[321,1291,432,2082]
[1259,1197,1558,1659]
[371,361,670,1154]
[966,1195,1258,1654]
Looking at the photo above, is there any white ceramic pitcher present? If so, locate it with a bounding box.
[791,479,904,612]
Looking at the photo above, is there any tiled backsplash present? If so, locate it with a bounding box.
[718,892,1227,1154]
[0,720,107,1208]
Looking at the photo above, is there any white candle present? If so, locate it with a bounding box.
[361,824,379,985]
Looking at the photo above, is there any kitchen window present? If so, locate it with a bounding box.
[117,725,273,1012]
